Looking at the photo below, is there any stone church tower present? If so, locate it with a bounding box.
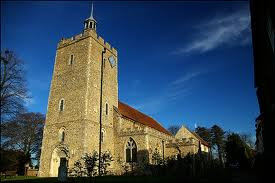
[39,5,211,177]
[38,5,118,177]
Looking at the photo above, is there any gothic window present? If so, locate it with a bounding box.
[59,128,65,143]
[106,103,108,115]
[59,99,64,112]
[126,138,137,163]
[69,55,74,65]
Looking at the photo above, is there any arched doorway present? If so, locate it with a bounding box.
[49,146,69,177]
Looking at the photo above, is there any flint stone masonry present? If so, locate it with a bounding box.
[39,14,209,177]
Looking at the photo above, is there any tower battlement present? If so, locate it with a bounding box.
[57,30,118,56]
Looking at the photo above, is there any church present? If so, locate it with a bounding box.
[38,6,209,177]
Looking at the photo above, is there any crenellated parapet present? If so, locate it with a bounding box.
[57,30,118,56]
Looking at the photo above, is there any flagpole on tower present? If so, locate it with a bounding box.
[90,2,94,19]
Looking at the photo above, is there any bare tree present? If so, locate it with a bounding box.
[167,125,180,136]
[1,112,45,165]
[1,49,29,122]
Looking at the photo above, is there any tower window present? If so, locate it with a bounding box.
[59,99,64,112]
[69,55,74,65]
[61,131,65,142]
[106,103,108,115]
[101,129,105,143]
[59,128,65,143]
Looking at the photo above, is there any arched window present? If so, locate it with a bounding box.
[69,55,74,65]
[59,99,64,112]
[61,131,65,142]
[101,129,106,143]
[126,138,137,163]
[59,128,65,143]
[105,103,108,115]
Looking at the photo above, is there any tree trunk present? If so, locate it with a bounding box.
[217,145,224,167]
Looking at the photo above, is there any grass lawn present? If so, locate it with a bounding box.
[0,176,199,183]
[0,170,262,183]
[0,176,55,182]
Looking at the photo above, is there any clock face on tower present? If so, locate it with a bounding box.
[108,56,116,68]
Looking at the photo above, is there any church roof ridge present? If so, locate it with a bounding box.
[118,101,172,136]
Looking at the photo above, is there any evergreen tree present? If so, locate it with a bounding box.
[195,126,213,158]
[211,125,226,167]
[225,133,254,169]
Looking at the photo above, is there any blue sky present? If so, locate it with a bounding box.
[1,1,259,136]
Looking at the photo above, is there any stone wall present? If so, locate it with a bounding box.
[113,110,175,172]
[39,20,209,177]
[26,168,38,177]
[175,126,209,153]
[39,28,118,177]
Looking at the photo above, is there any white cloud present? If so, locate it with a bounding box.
[170,70,205,86]
[173,6,251,54]
[131,69,206,114]
[25,97,35,107]
[24,91,35,107]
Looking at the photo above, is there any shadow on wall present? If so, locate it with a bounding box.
[137,149,149,164]
[121,149,150,175]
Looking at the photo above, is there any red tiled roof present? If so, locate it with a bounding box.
[118,101,172,136]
